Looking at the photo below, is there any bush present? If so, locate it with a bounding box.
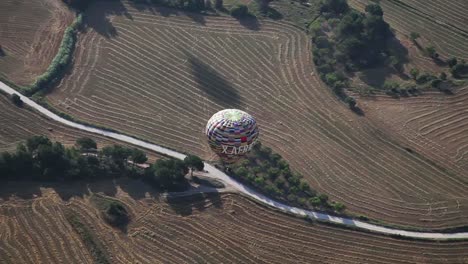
[447,57,458,68]
[320,0,349,14]
[75,137,97,152]
[309,197,321,207]
[344,96,356,108]
[11,94,23,107]
[416,73,436,84]
[409,68,419,80]
[103,202,129,227]
[333,202,346,212]
[230,4,249,17]
[383,81,400,91]
[184,155,204,176]
[425,45,438,59]
[409,32,420,42]
[439,72,447,80]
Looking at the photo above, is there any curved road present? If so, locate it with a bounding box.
[1,81,468,240]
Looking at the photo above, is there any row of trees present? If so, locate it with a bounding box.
[228,141,345,213]
[0,136,204,191]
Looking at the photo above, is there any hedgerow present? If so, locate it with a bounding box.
[23,14,83,96]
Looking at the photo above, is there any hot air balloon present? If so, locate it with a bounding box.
[205,109,259,163]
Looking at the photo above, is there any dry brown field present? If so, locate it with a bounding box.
[1,182,468,264]
[348,0,468,60]
[0,0,74,85]
[347,0,468,199]
[0,94,160,161]
[43,1,468,229]
[355,85,468,182]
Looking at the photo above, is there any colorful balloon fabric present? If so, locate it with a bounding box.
[205,109,259,163]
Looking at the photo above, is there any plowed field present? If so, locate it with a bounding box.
[0,0,74,85]
[1,183,467,264]
[0,93,160,161]
[44,1,468,229]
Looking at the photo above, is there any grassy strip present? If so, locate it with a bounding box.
[65,211,111,264]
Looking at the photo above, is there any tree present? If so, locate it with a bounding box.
[184,155,204,176]
[425,46,438,59]
[75,137,97,152]
[230,4,249,17]
[267,167,280,180]
[11,94,23,107]
[104,202,129,227]
[365,4,383,17]
[26,135,52,154]
[409,68,419,80]
[309,197,321,207]
[344,96,356,109]
[102,145,132,168]
[234,166,248,177]
[320,0,349,14]
[150,159,189,190]
[439,72,447,80]
[447,57,458,68]
[36,142,71,180]
[299,180,311,193]
[333,202,346,212]
[318,194,329,203]
[409,32,420,43]
[131,149,147,165]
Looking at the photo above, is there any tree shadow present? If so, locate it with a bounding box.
[166,190,223,216]
[117,178,161,200]
[358,68,391,88]
[350,106,365,116]
[0,181,42,200]
[0,47,5,57]
[433,57,447,67]
[236,15,260,31]
[187,55,241,107]
[84,1,134,38]
[186,11,206,25]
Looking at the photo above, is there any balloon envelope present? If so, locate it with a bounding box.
[205,109,259,163]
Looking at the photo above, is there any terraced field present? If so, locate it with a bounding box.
[44,1,468,229]
[1,184,468,264]
[0,0,74,85]
[348,0,468,60]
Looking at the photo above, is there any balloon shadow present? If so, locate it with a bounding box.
[187,55,241,108]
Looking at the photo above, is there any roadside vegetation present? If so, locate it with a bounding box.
[228,141,346,213]
[0,135,204,191]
